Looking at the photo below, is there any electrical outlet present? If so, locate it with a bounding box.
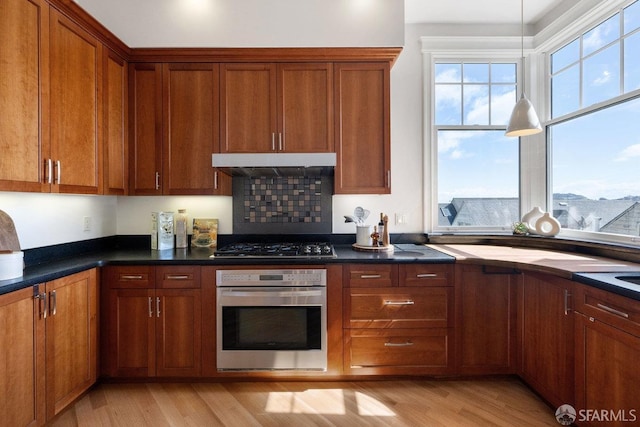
[83,216,91,231]
[395,213,407,225]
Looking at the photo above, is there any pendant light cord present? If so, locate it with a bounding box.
[520,0,525,94]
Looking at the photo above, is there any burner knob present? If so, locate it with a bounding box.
[313,246,322,254]
[302,245,312,254]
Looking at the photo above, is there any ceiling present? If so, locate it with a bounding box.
[404,0,566,25]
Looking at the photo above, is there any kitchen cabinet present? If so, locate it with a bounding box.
[219,62,333,153]
[518,272,574,408]
[343,264,454,375]
[334,62,391,194]
[129,63,231,195]
[102,266,202,377]
[0,285,45,427]
[102,48,128,195]
[49,8,102,194]
[574,284,640,426]
[0,0,49,193]
[456,265,518,375]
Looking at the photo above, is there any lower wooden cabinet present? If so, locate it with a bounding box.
[0,269,97,427]
[102,266,202,377]
[574,284,640,426]
[518,272,575,409]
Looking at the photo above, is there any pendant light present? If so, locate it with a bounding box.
[505,0,542,137]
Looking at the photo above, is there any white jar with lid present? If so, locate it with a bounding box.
[176,209,188,248]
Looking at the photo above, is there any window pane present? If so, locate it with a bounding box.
[463,85,489,125]
[463,63,488,83]
[551,98,640,236]
[491,84,516,125]
[491,63,516,83]
[583,14,620,57]
[438,130,519,227]
[552,65,580,118]
[624,0,640,34]
[435,63,461,83]
[624,31,640,92]
[552,38,580,73]
[435,85,462,125]
[583,42,620,106]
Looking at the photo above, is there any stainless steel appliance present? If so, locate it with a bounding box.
[213,242,336,258]
[216,268,327,371]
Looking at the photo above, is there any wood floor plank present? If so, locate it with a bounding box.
[50,378,559,427]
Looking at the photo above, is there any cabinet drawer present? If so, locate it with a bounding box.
[346,328,450,368]
[345,264,397,287]
[157,266,201,289]
[400,264,453,287]
[106,266,154,289]
[345,287,452,328]
[575,284,640,337]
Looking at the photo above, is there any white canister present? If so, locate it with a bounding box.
[356,225,373,246]
[0,251,24,280]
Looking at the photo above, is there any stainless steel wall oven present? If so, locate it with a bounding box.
[216,269,327,371]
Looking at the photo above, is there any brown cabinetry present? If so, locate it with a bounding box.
[49,8,102,194]
[518,272,574,408]
[456,265,518,375]
[334,62,391,194]
[0,0,50,193]
[102,266,202,377]
[0,269,97,426]
[219,63,333,153]
[343,263,454,375]
[129,63,230,195]
[574,284,640,426]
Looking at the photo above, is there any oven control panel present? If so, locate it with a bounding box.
[216,269,327,287]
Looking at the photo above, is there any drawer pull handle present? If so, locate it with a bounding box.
[596,303,629,319]
[121,275,144,280]
[360,274,382,279]
[384,300,415,305]
[166,275,190,280]
[148,297,153,318]
[384,341,414,347]
[416,273,438,278]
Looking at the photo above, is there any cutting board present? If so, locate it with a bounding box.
[0,210,21,252]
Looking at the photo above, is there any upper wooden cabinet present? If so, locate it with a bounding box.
[102,49,128,195]
[334,62,391,194]
[219,62,333,153]
[0,0,50,193]
[49,8,102,194]
[129,62,231,195]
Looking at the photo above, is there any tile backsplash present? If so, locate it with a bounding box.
[232,175,333,234]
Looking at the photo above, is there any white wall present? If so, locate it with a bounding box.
[74,0,404,48]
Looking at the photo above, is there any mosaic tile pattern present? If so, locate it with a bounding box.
[241,176,324,223]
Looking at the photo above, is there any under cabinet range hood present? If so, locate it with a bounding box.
[212,153,336,176]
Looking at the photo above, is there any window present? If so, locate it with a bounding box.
[434,62,520,231]
[550,0,640,241]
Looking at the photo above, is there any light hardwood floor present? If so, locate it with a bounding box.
[50,378,560,426]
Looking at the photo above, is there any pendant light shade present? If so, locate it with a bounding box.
[505,92,542,137]
[505,0,542,137]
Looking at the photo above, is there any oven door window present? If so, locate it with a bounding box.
[222,306,322,350]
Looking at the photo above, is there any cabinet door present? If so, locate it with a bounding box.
[334,62,391,194]
[50,9,101,194]
[103,48,128,195]
[220,63,277,153]
[156,289,202,377]
[0,0,49,192]
[163,63,229,195]
[103,288,155,377]
[45,269,97,419]
[575,313,640,427]
[456,265,518,375]
[519,272,574,408]
[0,286,45,427]
[278,63,333,153]
[129,63,163,195]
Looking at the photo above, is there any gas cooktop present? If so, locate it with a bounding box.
[213,242,336,258]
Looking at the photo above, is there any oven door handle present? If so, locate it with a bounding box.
[220,289,324,298]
